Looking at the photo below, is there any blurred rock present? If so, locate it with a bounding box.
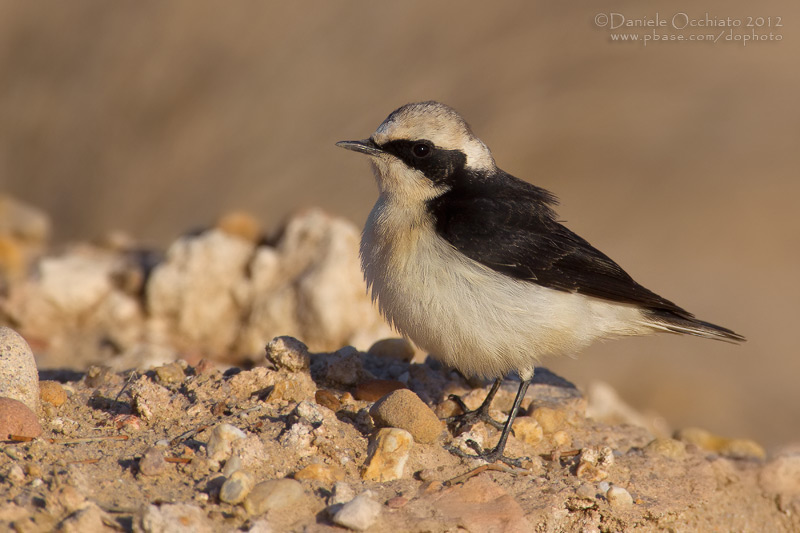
[0,327,40,412]
[207,423,247,463]
[586,381,670,439]
[369,389,442,444]
[147,229,255,358]
[511,416,544,446]
[39,380,67,407]
[293,463,345,484]
[139,446,168,477]
[131,376,174,421]
[432,475,530,531]
[606,486,634,509]
[644,438,687,460]
[236,210,386,358]
[139,503,213,533]
[0,397,42,439]
[220,470,255,504]
[367,338,414,362]
[331,492,382,531]
[56,501,117,533]
[243,479,305,516]
[0,195,50,283]
[759,453,800,498]
[216,211,262,243]
[362,428,413,482]
[675,427,766,460]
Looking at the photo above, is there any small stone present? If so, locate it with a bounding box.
[386,496,409,509]
[154,362,185,384]
[355,379,407,402]
[265,336,310,372]
[644,438,687,459]
[552,430,572,448]
[131,377,173,421]
[266,373,315,404]
[140,503,213,533]
[362,428,413,482]
[207,423,247,463]
[222,455,243,477]
[0,327,40,413]
[606,486,633,508]
[7,463,25,483]
[315,389,341,411]
[244,478,305,516]
[0,397,42,439]
[332,493,382,531]
[329,481,356,505]
[367,338,415,362]
[220,470,255,504]
[47,486,87,516]
[39,381,67,407]
[293,400,325,425]
[369,389,443,444]
[325,346,368,386]
[294,463,346,484]
[511,416,543,446]
[675,427,765,460]
[139,446,167,476]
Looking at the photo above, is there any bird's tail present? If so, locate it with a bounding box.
[644,309,746,344]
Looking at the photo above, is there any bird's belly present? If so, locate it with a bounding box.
[362,218,648,379]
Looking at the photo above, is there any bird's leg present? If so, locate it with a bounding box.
[447,377,532,468]
[446,378,504,432]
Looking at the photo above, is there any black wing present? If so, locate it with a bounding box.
[428,172,693,318]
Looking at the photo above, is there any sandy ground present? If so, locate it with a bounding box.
[1,0,798,460]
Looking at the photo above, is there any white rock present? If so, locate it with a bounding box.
[147,229,255,355]
[220,470,255,504]
[0,327,40,413]
[606,486,634,508]
[332,493,382,531]
[329,481,356,505]
[206,423,247,463]
[139,503,213,533]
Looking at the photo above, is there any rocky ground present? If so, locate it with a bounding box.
[1,195,799,532]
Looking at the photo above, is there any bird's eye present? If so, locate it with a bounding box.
[412,143,431,158]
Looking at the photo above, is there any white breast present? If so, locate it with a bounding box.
[360,197,652,379]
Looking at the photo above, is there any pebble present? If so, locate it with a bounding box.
[511,416,544,446]
[293,400,325,425]
[355,379,407,402]
[531,406,570,434]
[222,455,243,477]
[154,362,185,384]
[265,336,310,372]
[386,496,409,509]
[575,484,596,499]
[325,346,368,387]
[369,389,443,444]
[243,478,305,516]
[57,501,115,533]
[0,397,42,439]
[266,373,316,404]
[362,428,413,482]
[329,481,356,505]
[606,486,634,508]
[644,438,687,459]
[675,427,766,460]
[314,389,341,411]
[207,423,247,463]
[140,502,214,533]
[293,463,346,484]
[367,338,415,362]
[759,453,800,497]
[0,327,40,413]
[139,446,168,476]
[220,470,255,504]
[332,493,382,531]
[7,463,25,483]
[39,380,67,407]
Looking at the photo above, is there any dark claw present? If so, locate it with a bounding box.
[445,395,505,432]
[445,441,529,468]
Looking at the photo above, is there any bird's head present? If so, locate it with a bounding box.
[337,101,495,201]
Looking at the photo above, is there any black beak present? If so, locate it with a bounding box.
[336,138,383,157]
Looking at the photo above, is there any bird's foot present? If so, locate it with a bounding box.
[445,440,528,469]
[445,393,505,433]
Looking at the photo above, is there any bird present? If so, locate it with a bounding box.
[336,101,744,465]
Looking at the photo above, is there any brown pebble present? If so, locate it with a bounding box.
[154,362,185,384]
[355,379,407,402]
[39,381,67,407]
[367,338,415,362]
[370,389,443,444]
[139,446,167,476]
[217,211,261,243]
[386,496,409,509]
[0,397,41,439]
[293,463,346,484]
[314,389,341,411]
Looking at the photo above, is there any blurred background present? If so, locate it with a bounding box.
[1,1,797,449]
